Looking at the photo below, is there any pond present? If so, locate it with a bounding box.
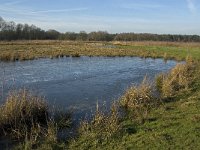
[0,56,177,119]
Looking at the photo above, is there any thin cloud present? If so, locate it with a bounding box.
[121,3,163,9]
[186,0,196,14]
[0,5,88,20]
[31,8,88,14]
[3,0,27,6]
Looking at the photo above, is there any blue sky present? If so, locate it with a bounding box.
[0,0,200,34]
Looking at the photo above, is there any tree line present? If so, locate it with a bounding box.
[1,16,200,42]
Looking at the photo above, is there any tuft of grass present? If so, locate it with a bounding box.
[119,77,156,122]
[156,62,195,98]
[14,121,66,150]
[80,102,120,139]
[69,102,121,149]
[0,89,48,139]
[0,89,71,149]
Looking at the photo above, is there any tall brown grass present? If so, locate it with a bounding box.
[119,77,156,122]
[0,89,48,139]
[156,62,195,98]
[78,102,121,141]
[0,89,71,149]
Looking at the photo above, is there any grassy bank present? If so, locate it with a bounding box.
[0,41,200,61]
[68,60,200,150]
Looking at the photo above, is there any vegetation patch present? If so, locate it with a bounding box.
[69,102,121,149]
[1,41,200,61]
[0,89,48,139]
[0,89,71,149]
[67,60,200,149]
[120,77,157,122]
[156,62,195,98]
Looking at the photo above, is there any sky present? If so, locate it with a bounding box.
[0,0,200,34]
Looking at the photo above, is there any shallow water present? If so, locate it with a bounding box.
[0,56,177,118]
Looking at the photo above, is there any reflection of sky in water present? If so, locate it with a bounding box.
[0,57,178,116]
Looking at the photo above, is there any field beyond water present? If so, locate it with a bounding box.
[1,41,200,61]
[0,41,200,149]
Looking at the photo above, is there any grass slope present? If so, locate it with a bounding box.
[68,62,200,149]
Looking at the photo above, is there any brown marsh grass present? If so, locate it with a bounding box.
[156,62,195,98]
[0,89,71,149]
[79,102,120,139]
[119,77,157,122]
[0,89,48,139]
[69,102,121,149]
[1,41,200,61]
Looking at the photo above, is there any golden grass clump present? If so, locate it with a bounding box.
[120,77,155,121]
[78,102,121,141]
[0,89,72,149]
[0,89,48,138]
[120,77,154,111]
[156,62,195,98]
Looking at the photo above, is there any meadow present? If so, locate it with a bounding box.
[1,41,200,61]
[0,41,200,149]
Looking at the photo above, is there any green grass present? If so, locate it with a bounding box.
[0,41,200,61]
[118,44,200,60]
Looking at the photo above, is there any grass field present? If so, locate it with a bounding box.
[0,41,200,149]
[0,41,200,61]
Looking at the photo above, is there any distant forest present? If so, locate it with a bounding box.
[1,17,200,42]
